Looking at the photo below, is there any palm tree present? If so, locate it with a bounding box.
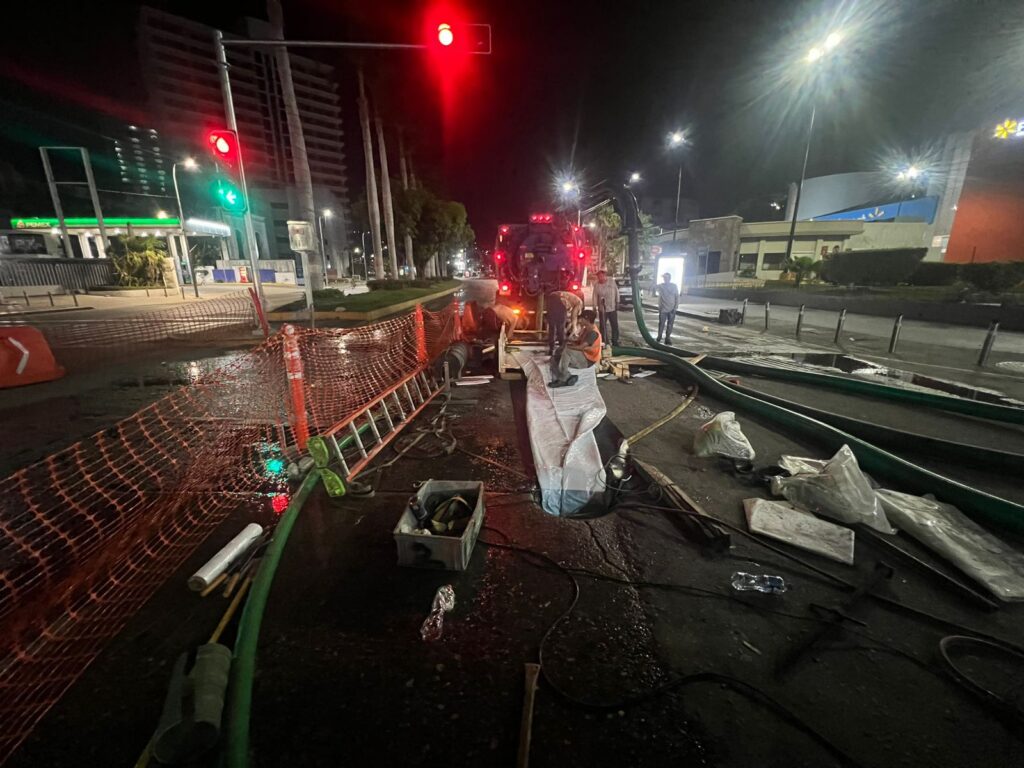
[784,256,822,288]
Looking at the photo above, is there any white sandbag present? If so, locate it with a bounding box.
[518,353,606,516]
[744,497,855,565]
[693,411,755,460]
[877,490,1024,601]
[188,523,263,591]
[770,445,894,533]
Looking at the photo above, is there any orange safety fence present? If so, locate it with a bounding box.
[0,301,459,764]
[0,292,259,372]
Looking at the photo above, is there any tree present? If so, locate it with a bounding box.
[594,207,656,275]
[417,194,474,277]
[109,236,168,286]
[783,256,822,287]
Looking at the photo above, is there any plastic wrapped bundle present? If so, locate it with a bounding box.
[694,411,756,460]
[877,490,1024,602]
[770,445,894,533]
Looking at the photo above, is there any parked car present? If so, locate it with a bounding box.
[615,273,652,304]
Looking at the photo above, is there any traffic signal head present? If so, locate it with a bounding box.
[437,23,454,47]
[207,129,239,168]
[212,178,247,214]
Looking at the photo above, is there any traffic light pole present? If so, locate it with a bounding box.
[214,30,265,307]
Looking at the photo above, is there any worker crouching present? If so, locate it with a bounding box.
[549,310,602,388]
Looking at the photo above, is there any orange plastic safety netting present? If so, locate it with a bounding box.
[0,301,459,763]
[0,292,260,372]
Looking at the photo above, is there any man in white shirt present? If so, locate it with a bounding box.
[592,270,620,346]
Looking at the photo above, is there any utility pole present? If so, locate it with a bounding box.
[375,109,400,278]
[358,69,385,279]
[398,128,415,277]
[214,31,264,305]
[267,0,323,290]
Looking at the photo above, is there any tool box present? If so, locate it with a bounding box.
[393,480,485,571]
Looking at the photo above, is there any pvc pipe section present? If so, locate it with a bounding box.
[618,281,1024,534]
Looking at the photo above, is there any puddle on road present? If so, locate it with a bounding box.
[769,353,1024,407]
[111,351,250,389]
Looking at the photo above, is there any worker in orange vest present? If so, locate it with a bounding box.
[549,309,601,388]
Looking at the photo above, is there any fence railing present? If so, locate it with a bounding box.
[0,258,114,291]
[0,301,459,765]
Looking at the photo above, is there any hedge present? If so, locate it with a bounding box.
[821,248,926,286]
[367,278,444,291]
[906,261,1024,290]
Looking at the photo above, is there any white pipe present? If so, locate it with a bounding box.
[188,523,263,591]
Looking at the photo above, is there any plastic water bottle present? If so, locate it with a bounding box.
[731,572,787,594]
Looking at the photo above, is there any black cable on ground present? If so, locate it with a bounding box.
[616,502,1024,652]
[479,526,864,768]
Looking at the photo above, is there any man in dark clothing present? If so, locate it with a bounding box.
[546,290,567,356]
[655,272,679,344]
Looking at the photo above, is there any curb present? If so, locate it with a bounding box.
[267,284,460,323]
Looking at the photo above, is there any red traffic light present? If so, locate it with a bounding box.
[207,129,239,167]
[437,23,454,46]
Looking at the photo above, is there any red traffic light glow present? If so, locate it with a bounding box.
[437,23,454,46]
[207,129,239,167]
[494,250,505,262]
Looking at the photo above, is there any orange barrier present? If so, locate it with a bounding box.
[0,326,64,388]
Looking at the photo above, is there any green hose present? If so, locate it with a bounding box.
[225,422,372,768]
[619,282,1024,532]
[636,299,1024,424]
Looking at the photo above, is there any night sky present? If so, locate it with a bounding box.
[2,0,1023,238]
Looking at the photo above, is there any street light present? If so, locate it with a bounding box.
[556,175,582,225]
[172,157,200,297]
[317,208,333,279]
[629,171,642,184]
[784,29,845,263]
[667,130,687,240]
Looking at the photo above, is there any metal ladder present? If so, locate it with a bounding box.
[317,367,445,482]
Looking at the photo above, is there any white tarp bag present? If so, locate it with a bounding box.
[693,411,755,460]
[743,497,855,565]
[770,445,894,533]
[877,490,1024,602]
[519,354,607,516]
[778,455,829,476]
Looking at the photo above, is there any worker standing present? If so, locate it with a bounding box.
[549,310,602,388]
[655,272,679,345]
[593,270,620,347]
[546,289,583,355]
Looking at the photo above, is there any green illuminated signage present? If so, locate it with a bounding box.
[10,217,181,230]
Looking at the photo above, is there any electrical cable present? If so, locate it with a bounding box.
[478,526,863,767]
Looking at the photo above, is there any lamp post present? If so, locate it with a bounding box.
[559,178,581,226]
[172,157,200,297]
[628,171,642,184]
[668,131,685,241]
[785,31,844,263]
[317,208,333,280]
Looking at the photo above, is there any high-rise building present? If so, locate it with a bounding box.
[136,6,349,262]
[110,124,170,197]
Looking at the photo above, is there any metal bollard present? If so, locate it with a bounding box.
[764,301,771,330]
[71,291,79,307]
[181,286,186,300]
[834,308,847,345]
[977,321,1000,367]
[23,290,30,307]
[163,285,168,297]
[740,298,748,325]
[47,292,54,307]
[888,314,903,354]
[796,304,805,338]
[145,287,150,297]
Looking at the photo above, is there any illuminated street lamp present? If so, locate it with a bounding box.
[172,157,200,297]
[628,171,642,184]
[556,175,582,225]
[667,131,687,240]
[994,118,1023,139]
[784,29,845,263]
[317,208,333,278]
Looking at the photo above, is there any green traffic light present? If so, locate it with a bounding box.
[211,178,247,213]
